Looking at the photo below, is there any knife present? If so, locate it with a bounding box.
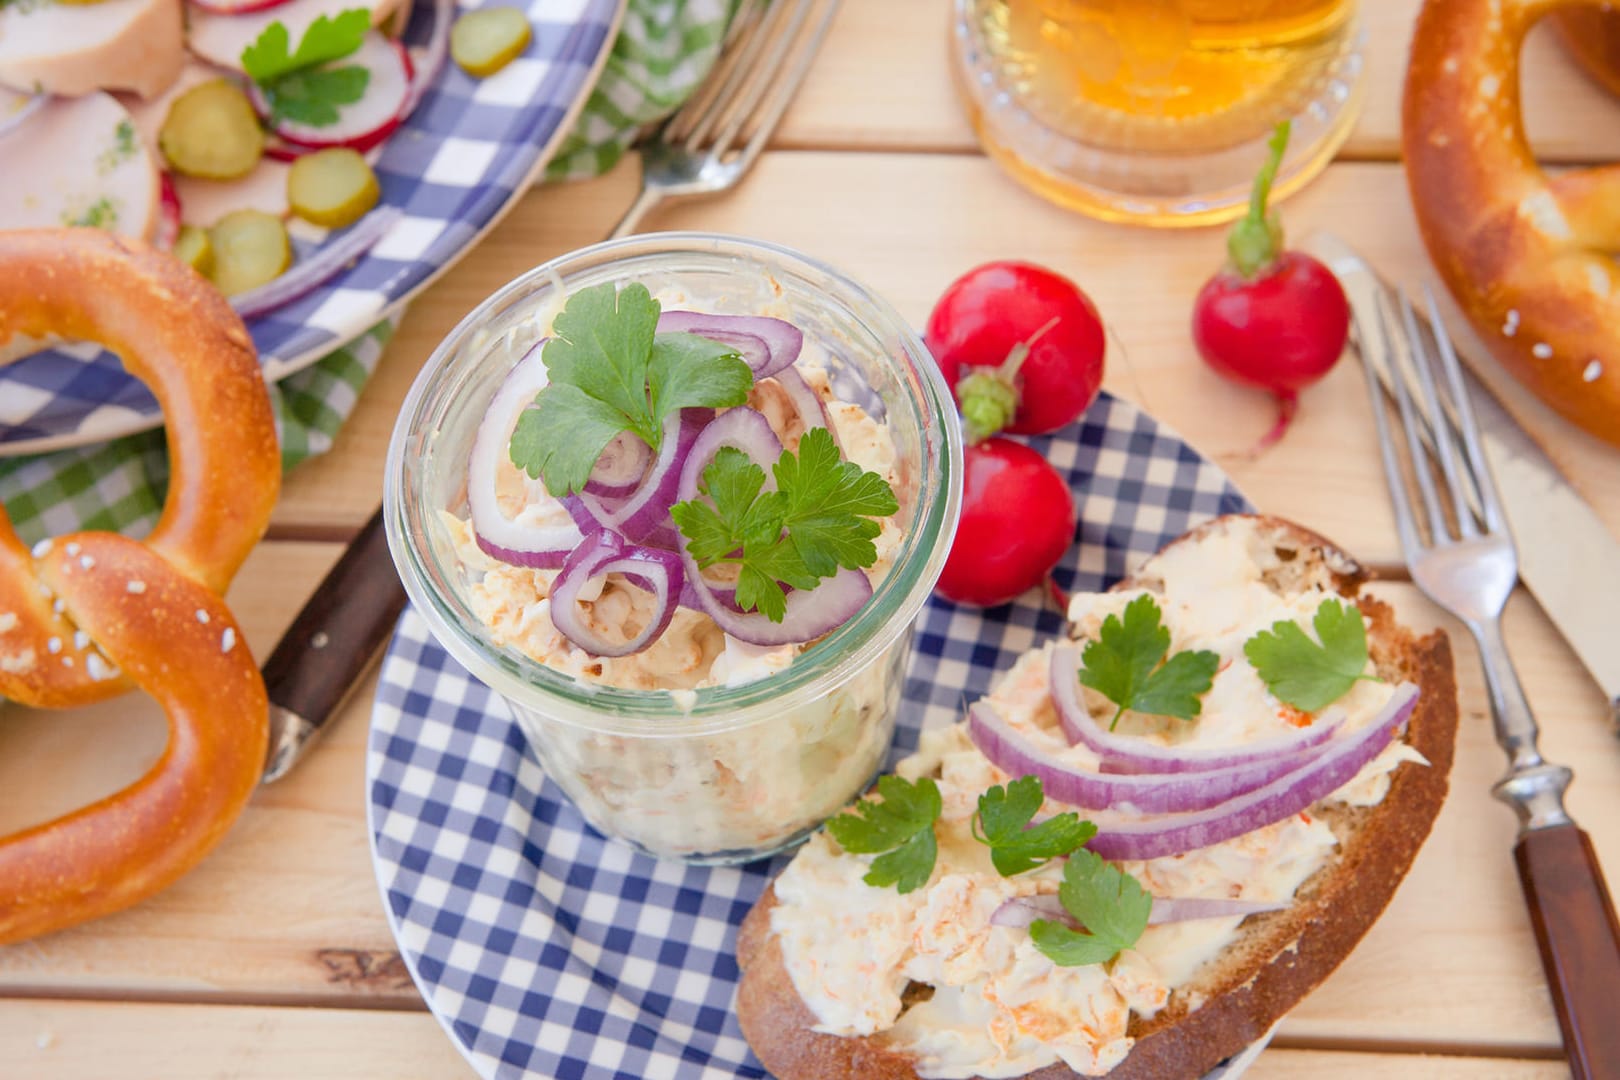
[1305,232,1620,735]
[260,505,406,783]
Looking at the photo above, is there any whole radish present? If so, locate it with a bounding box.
[1191,122,1350,454]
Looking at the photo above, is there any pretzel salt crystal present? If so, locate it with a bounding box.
[1403,0,1620,447]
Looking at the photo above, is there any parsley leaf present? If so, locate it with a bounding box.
[669,427,897,623]
[263,65,369,127]
[241,10,372,84]
[508,283,752,496]
[825,775,942,894]
[972,776,1097,877]
[1243,598,1377,712]
[1029,849,1152,968]
[1078,594,1220,730]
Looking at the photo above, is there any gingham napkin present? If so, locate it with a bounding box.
[0,0,733,545]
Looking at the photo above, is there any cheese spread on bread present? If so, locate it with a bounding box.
[768,517,1429,1079]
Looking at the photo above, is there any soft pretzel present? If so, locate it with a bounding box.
[1551,7,1620,98]
[1403,0,1620,448]
[0,229,278,944]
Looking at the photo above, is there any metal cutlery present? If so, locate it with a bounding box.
[1360,284,1620,1080]
[260,0,842,783]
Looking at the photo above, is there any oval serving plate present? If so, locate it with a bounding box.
[366,390,1259,1079]
[0,0,625,456]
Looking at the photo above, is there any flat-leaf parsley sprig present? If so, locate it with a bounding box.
[670,428,898,623]
[825,775,942,895]
[1029,849,1153,968]
[1244,597,1381,712]
[972,775,1097,877]
[508,282,752,496]
[1078,594,1220,730]
[241,10,374,128]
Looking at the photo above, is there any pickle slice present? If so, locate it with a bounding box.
[286,148,381,229]
[207,210,290,296]
[450,8,533,78]
[158,79,265,181]
[173,225,215,277]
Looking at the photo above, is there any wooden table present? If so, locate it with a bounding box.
[4,2,1617,1076]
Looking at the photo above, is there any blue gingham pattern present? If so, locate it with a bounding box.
[0,0,623,453]
[367,391,1255,1080]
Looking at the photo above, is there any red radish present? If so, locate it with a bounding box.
[246,32,414,151]
[247,34,412,152]
[188,0,292,14]
[155,173,181,250]
[187,0,407,72]
[936,437,1075,608]
[925,261,1106,443]
[1191,122,1350,455]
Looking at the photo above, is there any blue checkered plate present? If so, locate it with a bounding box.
[367,390,1262,1079]
[0,0,625,456]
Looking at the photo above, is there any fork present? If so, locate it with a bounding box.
[607,0,839,239]
[258,0,841,783]
[1363,286,1620,1080]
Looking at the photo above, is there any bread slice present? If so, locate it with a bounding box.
[737,514,1459,1080]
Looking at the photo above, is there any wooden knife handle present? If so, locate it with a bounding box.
[1513,824,1620,1080]
[261,505,407,734]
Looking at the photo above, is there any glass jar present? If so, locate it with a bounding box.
[384,233,962,865]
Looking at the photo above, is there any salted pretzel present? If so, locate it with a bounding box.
[0,229,279,944]
[1404,0,1620,448]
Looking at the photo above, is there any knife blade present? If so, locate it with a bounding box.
[1306,232,1620,733]
[260,505,406,782]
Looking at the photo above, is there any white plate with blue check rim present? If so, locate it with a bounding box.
[367,390,1269,1079]
[0,0,625,456]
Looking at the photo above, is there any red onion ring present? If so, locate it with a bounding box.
[772,366,835,444]
[1081,683,1421,861]
[579,409,707,542]
[675,406,783,503]
[967,702,1333,814]
[658,311,802,378]
[1050,644,1343,775]
[467,340,586,567]
[989,894,1287,931]
[681,562,872,648]
[548,529,684,657]
[231,205,402,320]
[584,431,652,497]
[397,0,453,123]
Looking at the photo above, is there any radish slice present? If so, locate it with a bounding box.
[1078,684,1421,861]
[155,174,182,250]
[229,204,400,320]
[463,339,590,568]
[989,894,1288,931]
[967,701,1336,815]
[249,34,413,153]
[1050,644,1344,775]
[657,311,803,379]
[190,0,292,13]
[186,0,407,72]
[549,530,684,658]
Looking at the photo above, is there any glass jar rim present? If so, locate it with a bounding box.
[384,232,962,739]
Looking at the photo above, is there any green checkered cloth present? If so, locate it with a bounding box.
[0,0,732,545]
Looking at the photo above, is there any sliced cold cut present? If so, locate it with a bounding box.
[0,93,160,241]
[0,0,184,99]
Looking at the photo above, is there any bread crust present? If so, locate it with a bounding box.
[737,515,1459,1080]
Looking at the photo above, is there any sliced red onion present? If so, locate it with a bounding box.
[967,703,1332,815]
[990,894,1287,931]
[678,577,739,612]
[584,431,652,497]
[682,561,871,648]
[231,205,402,320]
[397,0,454,123]
[0,90,46,141]
[1050,644,1343,775]
[466,340,586,568]
[579,409,706,542]
[548,529,684,657]
[772,366,834,442]
[1080,683,1421,861]
[675,406,783,503]
[658,311,802,378]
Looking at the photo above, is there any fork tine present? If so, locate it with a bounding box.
[720,0,766,49]
[1425,285,1510,533]
[1364,288,1427,560]
[676,0,802,150]
[1382,290,1453,543]
[731,0,838,172]
[1399,292,1478,538]
[663,0,781,145]
[704,0,821,157]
